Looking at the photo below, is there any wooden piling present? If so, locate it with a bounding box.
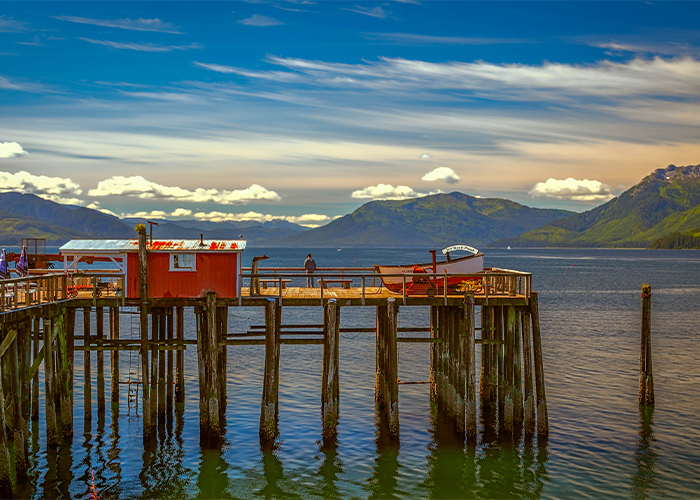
[452,306,466,436]
[158,309,166,418]
[150,309,158,428]
[217,306,227,418]
[96,306,105,415]
[196,305,207,437]
[464,294,477,441]
[322,299,340,443]
[109,307,119,406]
[19,321,30,424]
[175,306,184,405]
[45,317,58,445]
[260,298,280,445]
[480,305,493,410]
[206,292,220,439]
[66,307,75,408]
[521,308,535,436]
[513,308,523,427]
[376,305,388,412]
[10,329,28,479]
[83,307,92,424]
[640,285,655,406]
[166,308,174,413]
[386,298,399,438]
[55,311,72,438]
[495,306,505,427]
[138,225,151,440]
[31,316,40,421]
[530,292,549,437]
[0,326,13,498]
[429,305,438,400]
[504,306,515,433]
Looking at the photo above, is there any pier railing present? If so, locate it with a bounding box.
[0,273,68,311]
[244,266,531,304]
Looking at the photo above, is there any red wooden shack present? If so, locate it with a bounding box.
[59,239,246,299]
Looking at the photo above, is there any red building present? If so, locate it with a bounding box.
[60,239,246,299]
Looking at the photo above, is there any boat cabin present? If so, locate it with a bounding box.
[59,239,246,299]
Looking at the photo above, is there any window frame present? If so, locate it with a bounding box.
[169,253,197,272]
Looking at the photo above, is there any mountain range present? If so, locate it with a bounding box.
[494,164,700,248]
[2,163,700,248]
[265,193,572,247]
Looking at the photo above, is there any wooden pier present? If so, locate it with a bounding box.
[0,249,550,496]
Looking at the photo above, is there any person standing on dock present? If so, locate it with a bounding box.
[304,254,317,287]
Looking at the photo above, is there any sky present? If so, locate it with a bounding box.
[2,1,700,227]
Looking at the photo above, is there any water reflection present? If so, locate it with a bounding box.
[630,407,657,500]
[424,412,550,499]
[316,440,343,499]
[254,448,301,499]
[367,423,402,500]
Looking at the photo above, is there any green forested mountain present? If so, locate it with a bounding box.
[0,192,133,241]
[266,192,572,247]
[494,164,700,248]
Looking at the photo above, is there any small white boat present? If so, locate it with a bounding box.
[374,244,484,294]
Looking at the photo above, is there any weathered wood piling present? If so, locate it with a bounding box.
[639,285,655,407]
[321,299,340,443]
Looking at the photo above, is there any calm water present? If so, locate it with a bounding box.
[11,248,700,499]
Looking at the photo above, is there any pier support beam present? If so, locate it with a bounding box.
[321,299,340,443]
[480,306,494,412]
[640,285,655,407]
[504,306,515,434]
[9,325,28,479]
[175,306,185,406]
[376,298,399,439]
[521,308,535,436]
[260,298,280,446]
[83,307,91,425]
[96,306,105,416]
[0,325,13,498]
[530,292,549,438]
[464,295,477,441]
[150,309,158,429]
[44,317,58,446]
[138,224,152,441]
[55,310,72,439]
[31,317,40,421]
[206,293,220,440]
[167,307,174,414]
[158,309,166,419]
[110,307,119,408]
[513,308,523,428]
[217,306,227,419]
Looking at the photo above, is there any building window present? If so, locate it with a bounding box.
[170,253,196,271]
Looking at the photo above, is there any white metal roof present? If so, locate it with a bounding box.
[60,239,246,253]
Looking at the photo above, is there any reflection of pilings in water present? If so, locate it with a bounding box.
[367,428,402,500]
[256,449,301,499]
[424,411,473,498]
[631,407,657,500]
[56,439,74,499]
[317,440,343,500]
[106,405,122,498]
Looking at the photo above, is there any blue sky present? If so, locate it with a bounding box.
[2,1,700,226]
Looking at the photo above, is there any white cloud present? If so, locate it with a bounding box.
[419,153,433,159]
[88,176,281,205]
[0,142,27,158]
[0,75,49,93]
[79,38,201,52]
[260,55,700,99]
[529,177,615,201]
[86,201,118,217]
[0,170,84,203]
[53,16,182,34]
[0,15,27,32]
[364,33,531,45]
[347,6,388,18]
[171,208,193,217]
[351,183,425,200]
[191,210,330,227]
[237,15,284,26]
[421,166,460,184]
[123,210,170,219]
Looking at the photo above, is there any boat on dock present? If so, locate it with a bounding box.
[374,244,484,295]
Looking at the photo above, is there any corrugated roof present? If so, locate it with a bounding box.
[60,239,246,252]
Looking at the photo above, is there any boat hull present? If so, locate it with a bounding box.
[374,254,484,294]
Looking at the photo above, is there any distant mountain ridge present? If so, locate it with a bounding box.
[266,192,573,247]
[494,164,700,248]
